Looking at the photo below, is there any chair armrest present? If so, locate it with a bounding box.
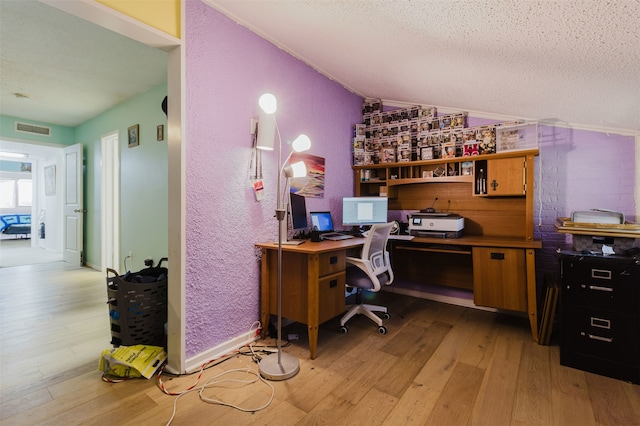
[346,257,383,291]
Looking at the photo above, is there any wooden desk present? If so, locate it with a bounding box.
[391,235,542,342]
[256,238,365,360]
[258,234,542,360]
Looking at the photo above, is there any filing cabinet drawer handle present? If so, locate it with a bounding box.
[329,279,337,288]
[591,269,612,280]
[587,334,613,343]
[581,284,613,292]
[590,317,611,329]
[490,252,505,260]
[329,256,338,265]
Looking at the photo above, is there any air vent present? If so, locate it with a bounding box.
[15,122,51,136]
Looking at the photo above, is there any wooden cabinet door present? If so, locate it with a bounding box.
[472,247,527,312]
[487,157,525,196]
[318,272,346,323]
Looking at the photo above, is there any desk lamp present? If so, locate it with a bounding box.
[256,93,311,380]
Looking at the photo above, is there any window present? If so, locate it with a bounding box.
[0,178,32,208]
[17,179,32,206]
[0,179,15,208]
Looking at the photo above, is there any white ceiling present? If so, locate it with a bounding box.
[0,0,168,129]
[0,0,638,139]
[206,0,640,134]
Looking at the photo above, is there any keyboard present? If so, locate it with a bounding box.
[359,231,413,241]
[388,234,414,241]
[320,232,354,241]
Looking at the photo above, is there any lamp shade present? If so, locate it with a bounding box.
[291,134,311,153]
[256,93,278,150]
[283,160,307,178]
[256,110,275,150]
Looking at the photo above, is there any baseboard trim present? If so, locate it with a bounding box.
[383,286,497,312]
[84,261,100,271]
[184,330,259,374]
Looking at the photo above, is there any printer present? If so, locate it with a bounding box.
[409,212,464,238]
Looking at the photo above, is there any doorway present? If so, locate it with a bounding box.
[0,141,64,268]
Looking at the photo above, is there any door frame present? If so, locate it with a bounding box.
[43,1,186,374]
[101,131,119,272]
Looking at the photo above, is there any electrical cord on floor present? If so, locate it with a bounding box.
[243,337,291,363]
[158,321,277,425]
[101,372,133,383]
[164,367,275,425]
[157,322,262,393]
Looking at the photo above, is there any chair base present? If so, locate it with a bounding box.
[340,303,388,327]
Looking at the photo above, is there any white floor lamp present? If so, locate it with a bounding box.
[256,93,311,380]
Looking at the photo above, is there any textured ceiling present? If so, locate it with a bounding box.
[0,0,638,135]
[0,0,168,128]
[206,0,640,133]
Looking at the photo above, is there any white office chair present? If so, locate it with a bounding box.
[339,222,395,334]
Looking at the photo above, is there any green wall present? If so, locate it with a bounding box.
[75,83,168,271]
[1,83,168,272]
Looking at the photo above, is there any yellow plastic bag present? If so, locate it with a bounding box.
[99,345,167,379]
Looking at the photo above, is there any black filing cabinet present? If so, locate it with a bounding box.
[560,252,640,384]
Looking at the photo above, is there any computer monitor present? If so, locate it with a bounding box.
[309,211,334,232]
[289,192,308,234]
[342,197,388,227]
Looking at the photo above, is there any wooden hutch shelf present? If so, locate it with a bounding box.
[353,148,542,341]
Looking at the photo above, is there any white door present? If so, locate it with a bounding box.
[63,143,84,265]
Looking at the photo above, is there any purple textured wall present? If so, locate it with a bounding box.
[533,125,636,278]
[185,2,362,357]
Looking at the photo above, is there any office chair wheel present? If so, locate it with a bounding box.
[383,312,391,320]
[340,326,349,334]
[378,326,387,334]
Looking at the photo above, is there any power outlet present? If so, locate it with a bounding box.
[128,251,132,259]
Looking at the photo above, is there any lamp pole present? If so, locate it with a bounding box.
[258,117,300,381]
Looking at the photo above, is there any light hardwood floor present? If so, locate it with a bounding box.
[1,262,639,425]
[0,238,63,268]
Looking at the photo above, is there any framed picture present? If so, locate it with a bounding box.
[289,153,325,198]
[44,165,56,195]
[157,124,164,141]
[128,124,139,148]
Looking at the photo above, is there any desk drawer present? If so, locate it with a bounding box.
[562,303,640,365]
[319,251,346,276]
[318,272,346,324]
[562,256,639,310]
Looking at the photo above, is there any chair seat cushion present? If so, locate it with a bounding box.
[346,264,389,290]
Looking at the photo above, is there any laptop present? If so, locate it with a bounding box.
[309,211,353,241]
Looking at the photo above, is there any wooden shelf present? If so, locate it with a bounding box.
[386,175,473,186]
[352,149,539,171]
[351,113,541,342]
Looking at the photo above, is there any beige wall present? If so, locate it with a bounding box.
[96,0,180,38]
